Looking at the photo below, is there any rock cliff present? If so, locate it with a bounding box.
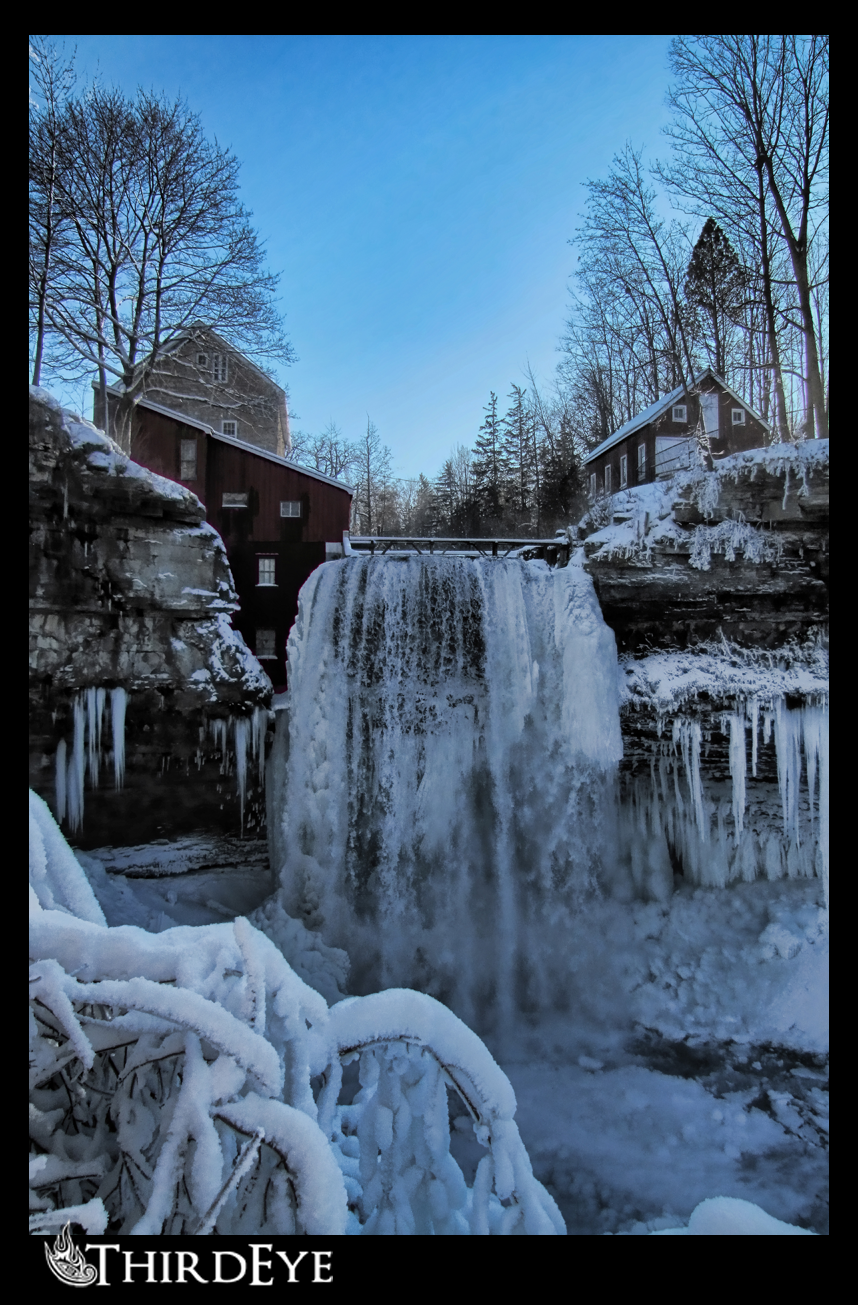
[29,388,272,846]
[582,442,829,652]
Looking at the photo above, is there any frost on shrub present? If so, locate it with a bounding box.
[29,792,564,1236]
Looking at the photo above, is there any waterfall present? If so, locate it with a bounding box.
[272,556,623,1028]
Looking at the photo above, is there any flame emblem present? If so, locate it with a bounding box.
[44,1223,98,1287]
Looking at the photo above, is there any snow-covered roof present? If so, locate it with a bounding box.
[99,391,354,495]
[583,368,772,465]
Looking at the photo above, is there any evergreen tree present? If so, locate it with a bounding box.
[501,384,535,529]
[537,410,586,530]
[684,218,746,378]
[408,474,436,535]
[472,392,506,529]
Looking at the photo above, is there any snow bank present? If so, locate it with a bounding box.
[650,1196,817,1235]
[29,791,563,1236]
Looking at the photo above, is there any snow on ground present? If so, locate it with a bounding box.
[493,879,828,1234]
[72,837,828,1235]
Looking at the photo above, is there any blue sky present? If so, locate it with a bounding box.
[48,35,675,479]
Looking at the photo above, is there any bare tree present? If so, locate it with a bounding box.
[289,421,357,481]
[662,36,829,439]
[29,73,293,450]
[352,418,393,535]
[560,145,705,456]
[29,36,77,386]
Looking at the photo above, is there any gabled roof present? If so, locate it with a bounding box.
[108,323,286,399]
[154,323,287,397]
[583,367,772,464]
[108,391,354,494]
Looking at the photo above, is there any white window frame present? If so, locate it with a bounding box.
[619,454,628,488]
[213,353,228,383]
[604,465,612,494]
[255,628,277,659]
[280,500,302,518]
[732,408,746,426]
[257,556,277,587]
[222,420,238,438]
[179,438,197,481]
[671,404,688,423]
[222,492,248,509]
[638,443,647,478]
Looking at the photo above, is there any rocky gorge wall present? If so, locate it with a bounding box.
[580,443,830,904]
[29,388,272,847]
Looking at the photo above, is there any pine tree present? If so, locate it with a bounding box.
[684,218,746,378]
[472,392,506,530]
[501,385,535,530]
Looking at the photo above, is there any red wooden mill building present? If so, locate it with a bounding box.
[105,394,353,689]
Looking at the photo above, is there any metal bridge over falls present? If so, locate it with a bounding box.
[345,534,572,566]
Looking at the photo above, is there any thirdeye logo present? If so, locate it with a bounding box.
[44,1224,98,1287]
[43,1236,335,1287]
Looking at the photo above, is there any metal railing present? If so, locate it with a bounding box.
[344,533,571,565]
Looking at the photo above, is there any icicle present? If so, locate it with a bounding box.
[55,738,67,823]
[235,717,249,834]
[85,686,107,787]
[748,697,759,778]
[672,718,706,838]
[728,712,746,839]
[802,706,822,824]
[773,699,803,847]
[799,702,829,907]
[252,706,266,785]
[818,707,829,909]
[67,696,86,832]
[209,718,230,774]
[110,687,127,789]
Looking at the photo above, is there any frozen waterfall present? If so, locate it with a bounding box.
[270,556,623,1030]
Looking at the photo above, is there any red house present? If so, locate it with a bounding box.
[102,393,353,689]
[584,368,771,498]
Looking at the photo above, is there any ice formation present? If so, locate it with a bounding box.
[54,687,128,832]
[52,693,265,836]
[208,706,268,832]
[29,790,564,1236]
[271,556,622,1029]
[610,697,829,908]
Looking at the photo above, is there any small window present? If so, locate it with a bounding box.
[280,500,302,518]
[589,473,597,500]
[638,443,647,478]
[732,408,746,425]
[222,420,238,438]
[672,405,687,423]
[179,438,197,481]
[257,556,276,586]
[222,492,248,509]
[604,465,612,493]
[619,454,628,488]
[213,354,228,383]
[196,352,208,367]
[255,628,277,659]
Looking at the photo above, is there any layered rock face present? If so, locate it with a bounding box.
[29,389,272,847]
